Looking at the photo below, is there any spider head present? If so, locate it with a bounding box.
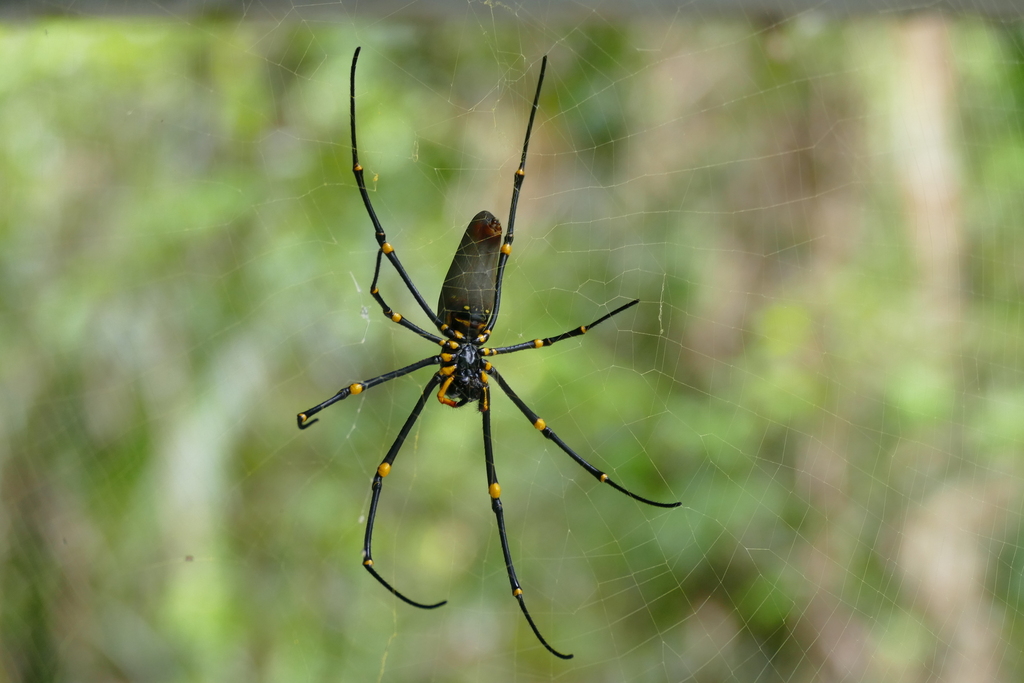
[437,343,486,407]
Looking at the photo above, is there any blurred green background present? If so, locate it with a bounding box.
[2,10,1024,683]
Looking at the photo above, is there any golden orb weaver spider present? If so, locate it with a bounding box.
[297,47,680,659]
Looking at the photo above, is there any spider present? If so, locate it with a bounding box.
[297,46,680,660]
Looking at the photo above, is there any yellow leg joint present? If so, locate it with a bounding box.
[437,376,457,407]
[382,242,394,254]
[363,559,373,566]
[533,339,544,348]
[489,482,501,499]
[513,588,523,597]
[390,312,402,322]
[354,163,363,172]
[533,418,546,431]
[378,463,391,477]
[599,473,609,482]
[501,244,512,256]
[350,383,364,395]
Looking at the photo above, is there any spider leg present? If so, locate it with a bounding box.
[296,355,440,429]
[484,299,639,356]
[481,384,573,659]
[486,55,547,334]
[488,367,681,509]
[369,249,444,343]
[363,374,447,609]
[350,46,445,330]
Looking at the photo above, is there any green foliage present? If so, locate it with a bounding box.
[2,15,1023,683]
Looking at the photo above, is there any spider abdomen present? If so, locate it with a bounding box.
[437,210,502,337]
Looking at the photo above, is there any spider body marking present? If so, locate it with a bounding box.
[437,339,488,408]
[297,47,681,660]
[438,209,502,341]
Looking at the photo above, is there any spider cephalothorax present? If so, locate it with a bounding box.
[437,339,487,408]
[297,47,680,659]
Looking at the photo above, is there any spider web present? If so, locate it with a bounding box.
[3,4,1024,682]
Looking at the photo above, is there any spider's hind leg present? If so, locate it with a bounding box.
[349,47,445,331]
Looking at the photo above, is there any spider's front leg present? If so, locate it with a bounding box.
[488,366,681,509]
[362,373,447,609]
[480,383,573,659]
